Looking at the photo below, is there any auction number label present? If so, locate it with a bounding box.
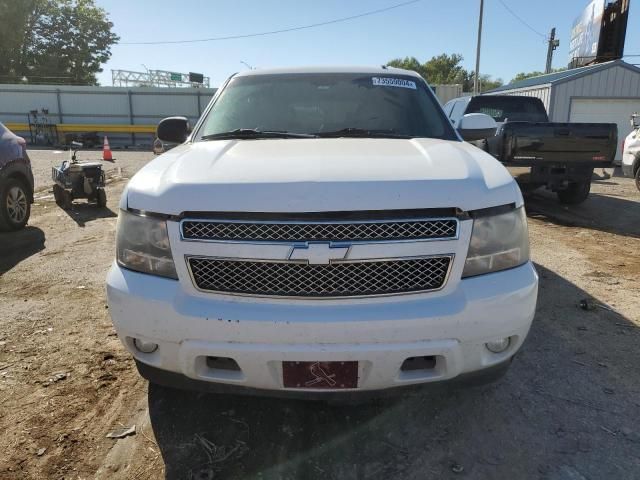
[372,77,417,89]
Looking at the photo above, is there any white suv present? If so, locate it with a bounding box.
[106,67,538,398]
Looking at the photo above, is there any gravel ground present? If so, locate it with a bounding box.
[0,151,639,479]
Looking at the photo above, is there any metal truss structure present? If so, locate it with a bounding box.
[111,69,210,88]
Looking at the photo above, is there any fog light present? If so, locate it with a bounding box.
[133,338,158,354]
[485,337,511,353]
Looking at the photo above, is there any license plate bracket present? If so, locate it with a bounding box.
[282,361,358,389]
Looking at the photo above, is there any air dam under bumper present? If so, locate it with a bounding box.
[106,261,538,393]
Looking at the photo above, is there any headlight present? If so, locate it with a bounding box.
[116,210,178,279]
[462,206,530,278]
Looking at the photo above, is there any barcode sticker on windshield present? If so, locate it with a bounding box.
[372,77,416,89]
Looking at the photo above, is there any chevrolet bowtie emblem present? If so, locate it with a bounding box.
[289,243,349,265]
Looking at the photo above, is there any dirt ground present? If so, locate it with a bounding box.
[0,151,639,480]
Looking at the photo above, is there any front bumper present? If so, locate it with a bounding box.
[135,357,514,401]
[106,262,538,394]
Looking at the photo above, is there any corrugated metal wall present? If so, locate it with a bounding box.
[551,64,640,121]
[0,84,217,145]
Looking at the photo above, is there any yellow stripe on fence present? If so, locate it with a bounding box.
[5,123,157,134]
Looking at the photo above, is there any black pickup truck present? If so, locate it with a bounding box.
[443,95,617,204]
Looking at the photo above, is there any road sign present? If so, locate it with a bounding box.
[189,72,204,84]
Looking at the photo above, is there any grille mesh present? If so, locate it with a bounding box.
[182,219,457,242]
[188,256,452,297]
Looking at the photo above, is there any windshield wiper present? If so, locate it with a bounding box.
[201,128,316,140]
[315,128,413,139]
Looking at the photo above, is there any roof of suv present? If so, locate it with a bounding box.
[234,65,423,78]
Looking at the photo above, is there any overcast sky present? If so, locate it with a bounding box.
[96,0,640,87]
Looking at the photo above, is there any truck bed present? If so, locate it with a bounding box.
[487,122,618,167]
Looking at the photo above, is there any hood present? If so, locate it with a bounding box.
[125,138,521,215]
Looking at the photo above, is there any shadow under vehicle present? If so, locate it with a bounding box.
[0,226,45,274]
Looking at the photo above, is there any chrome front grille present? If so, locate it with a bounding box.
[182,218,458,242]
[188,256,453,297]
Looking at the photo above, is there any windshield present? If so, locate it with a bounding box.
[466,96,549,123]
[196,73,458,140]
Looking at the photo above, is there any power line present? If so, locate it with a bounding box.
[119,0,422,45]
[496,0,547,39]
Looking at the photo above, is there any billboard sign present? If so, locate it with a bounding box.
[568,0,605,68]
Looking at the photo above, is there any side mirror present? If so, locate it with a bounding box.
[458,113,497,141]
[157,116,191,144]
[631,113,639,129]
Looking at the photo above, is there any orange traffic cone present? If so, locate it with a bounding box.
[102,136,114,162]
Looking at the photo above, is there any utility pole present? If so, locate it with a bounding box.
[474,0,485,95]
[545,28,560,74]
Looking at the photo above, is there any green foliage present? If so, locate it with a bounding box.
[387,56,426,77]
[423,53,468,85]
[387,54,502,92]
[479,74,504,92]
[511,68,567,83]
[0,0,118,85]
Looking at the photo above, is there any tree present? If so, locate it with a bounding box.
[479,74,504,92]
[510,67,567,83]
[0,1,35,83]
[387,54,502,92]
[387,56,428,79]
[388,54,468,85]
[423,54,468,85]
[0,0,118,85]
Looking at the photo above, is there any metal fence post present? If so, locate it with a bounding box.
[55,89,64,144]
[56,89,63,123]
[127,89,135,146]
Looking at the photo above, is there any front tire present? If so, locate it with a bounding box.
[0,178,31,231]
[635,167,640,192]
[557,181,591,205]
